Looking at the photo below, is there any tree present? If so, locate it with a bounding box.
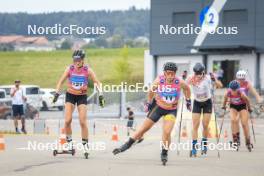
[60,40,72,50]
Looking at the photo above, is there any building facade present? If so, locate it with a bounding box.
[145,0,264,90]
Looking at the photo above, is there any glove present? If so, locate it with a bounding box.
[144,102,151,112]
[99,95,105,107]
[209,72,216,82]
[52,93,60,103]
[186,99,192,111]
[248,107,253,113]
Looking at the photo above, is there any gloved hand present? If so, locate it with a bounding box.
[209,72,216,82]
[99,95,105,107]
[144,102,151,112]
[52,93,60,103]
[186,99,192,111]
[248,107,253,113]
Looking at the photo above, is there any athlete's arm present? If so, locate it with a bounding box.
[241,93,252,111]
[55,67,69,93]
[222,92,228,109]
[214,79,223,88]
[88,68,103,94]
[209,73,223,88]
[147,77,159,103]
[180,80,191,100]
[248,83,262,103]
[10,88,16,97]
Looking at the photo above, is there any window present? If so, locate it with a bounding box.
[26,87,39,95]
[223,9,248,25]
[172,12,196,25]
[0,92,5,98]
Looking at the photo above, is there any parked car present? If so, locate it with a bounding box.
[0,85,42,110]
[0,89,12,119]
[40,88,64,111]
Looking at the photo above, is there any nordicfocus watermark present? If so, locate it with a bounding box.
[160,6,238,35]
[160,141,238,151]
[17,140,106,151]
[28,23,106,35]
[160,24,238,35]
[94,82,177,93]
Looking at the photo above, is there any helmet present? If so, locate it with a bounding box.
[163,62,177,72]
[236,70,247,80]
[193,63,205,74]
[229,80,240,90]
[72,50,85,60]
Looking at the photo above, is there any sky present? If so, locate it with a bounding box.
[0,0,150,13]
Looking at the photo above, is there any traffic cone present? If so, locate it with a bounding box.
[111,125,119,141]
[59,128,66,145]
[0,134,5,151]
[181,126,188,138]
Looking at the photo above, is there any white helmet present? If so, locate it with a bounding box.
[236,70,247,79]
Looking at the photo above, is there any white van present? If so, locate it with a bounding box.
[0,85,42,109]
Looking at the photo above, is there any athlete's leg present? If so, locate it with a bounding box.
[77,104,88,140]
[239,109,250,141]
[131,118,155,140]
[192,113,201,140]
[230,108,239,143]
[162,114,176,149]
[202,113,211,138]
[64,102,75,140]
[113,106,160,154]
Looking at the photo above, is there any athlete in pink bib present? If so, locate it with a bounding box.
[222,80,253,151]
[232,70,263,146]
[53,50,105,158]
[113,62,191,165]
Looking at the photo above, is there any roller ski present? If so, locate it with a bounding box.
[161,149,168,166]
[53,141,75,156]
[201,138,208,155]
[112,138,135,155]
[246,139,253,152]
[190,140,197,157]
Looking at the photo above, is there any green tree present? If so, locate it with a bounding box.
[113,45,132,84]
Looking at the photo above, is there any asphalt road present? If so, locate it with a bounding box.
[1,118,264,176]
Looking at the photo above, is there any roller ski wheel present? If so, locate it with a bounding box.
[53,150,58,156]
[246,143,253,152]
[84,152,89,159]
[161,153,168,166]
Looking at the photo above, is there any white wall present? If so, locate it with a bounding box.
[157,55,203,77]
[207,54,257,87]
[144,50,155,86]
[260,54,264,90]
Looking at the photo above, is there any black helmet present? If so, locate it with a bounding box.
[72,50,85,60]
[193,63,205,74]
[163,62,177,72]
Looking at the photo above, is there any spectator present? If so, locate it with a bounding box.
[10,80,27,134]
